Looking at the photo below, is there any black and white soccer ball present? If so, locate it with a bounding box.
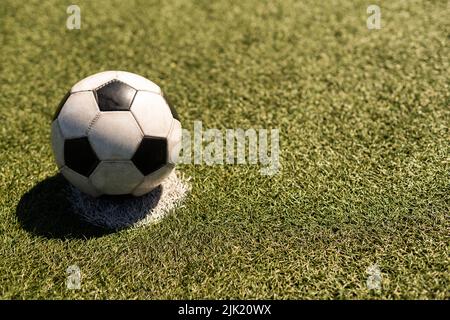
[51,71,181,197]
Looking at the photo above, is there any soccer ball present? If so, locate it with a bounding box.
[51,71,182,197]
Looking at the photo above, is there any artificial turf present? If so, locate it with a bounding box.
[0,0,449,299]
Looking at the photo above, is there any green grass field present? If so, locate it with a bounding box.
[0,0,449,299]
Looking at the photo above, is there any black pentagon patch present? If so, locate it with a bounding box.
[132,137,167,176]
[94,80,136,111]
[64,137,99,177]
[53,91,71,120]
[162,92,180,121]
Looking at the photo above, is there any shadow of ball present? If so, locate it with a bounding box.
[67,170,190,230]
[15,174,111,239]
[16,171,190,238]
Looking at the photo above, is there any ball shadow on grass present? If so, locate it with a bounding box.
[15,174,112,239]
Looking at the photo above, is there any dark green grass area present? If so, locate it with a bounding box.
[0,0,449,299]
